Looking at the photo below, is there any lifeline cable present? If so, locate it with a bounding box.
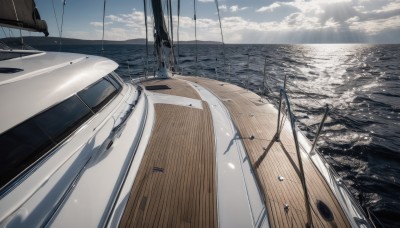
[101,0,107,53]
[143,0,149,78]
[194,0,198,75]
[214,0,226,79]
[60,0,66,51]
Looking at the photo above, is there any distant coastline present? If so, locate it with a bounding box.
[0,36,221,46]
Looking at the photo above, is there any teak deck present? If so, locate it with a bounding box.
[120,77,351,227]
[182,76,350,228]
[119,80,216,227]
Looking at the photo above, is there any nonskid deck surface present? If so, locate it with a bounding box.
[140,78,201,100]
[119,79,217,227]
[182,76,350,228]
[121,77,350,227]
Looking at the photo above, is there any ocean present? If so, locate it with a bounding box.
[38,43,399,227]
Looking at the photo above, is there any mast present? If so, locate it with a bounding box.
[150,0,173,78]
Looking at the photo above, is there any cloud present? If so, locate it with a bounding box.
[90,21,113,27]
[218,4,227,12]
[230,5,248,13]
[219,4,248,13]
[256,3,281,12]
[66,1,400,43]
[251,0,400,42]
[348,15,400,35]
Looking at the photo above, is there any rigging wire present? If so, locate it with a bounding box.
[10,0,18,22]
[214,0,226,79]
[101,0,107,53]
[10,0,23,49]
[194,0,198,75]
[51,0,61,37]
[60,0,66,51]
[168,0,176,71]
[150,1,156,75]
[143,0,149,78]
[177,0,180,70]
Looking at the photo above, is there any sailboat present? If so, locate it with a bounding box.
[0,0,373,227]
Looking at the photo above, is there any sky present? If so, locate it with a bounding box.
[22,0,400,43]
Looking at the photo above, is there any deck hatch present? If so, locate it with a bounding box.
[317,200,334,221]
[0,68,24,74]
[145,84,170,90]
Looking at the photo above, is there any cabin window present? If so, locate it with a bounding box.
[0,95,92,189]
[78,78,119,113]
[106,75,122,91]
[110,72,125,85]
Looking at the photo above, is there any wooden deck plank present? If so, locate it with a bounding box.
[119,97,216,227]
[182,76,351,228]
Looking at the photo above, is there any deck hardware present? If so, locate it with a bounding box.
[250,135,255,140]
[273,133,280,142]
[189,104,192,106]
[153,167,164,173]
[309,104,329,156]
[139,197,148,210]
[278,176,284,181]
[317,200,334,221]
[274,88,313,226]
[284,204,289,212]
[106,140,113,150]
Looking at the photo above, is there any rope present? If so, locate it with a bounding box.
[214,0,226,79]
[60,0,66,51]
[143,0,148,78]
[101,0,107,53]
[194,0,198,75]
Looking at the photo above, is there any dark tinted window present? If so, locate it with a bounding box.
[0,95,92,189]
[106,75,122,91]
[34,96,93,143]
[78,78,118,112]
[111,72,125,85]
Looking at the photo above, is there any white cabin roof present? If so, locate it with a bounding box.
[0,51,118,134]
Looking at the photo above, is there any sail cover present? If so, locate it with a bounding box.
[0,0,49,36]
[151,0,171,47]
